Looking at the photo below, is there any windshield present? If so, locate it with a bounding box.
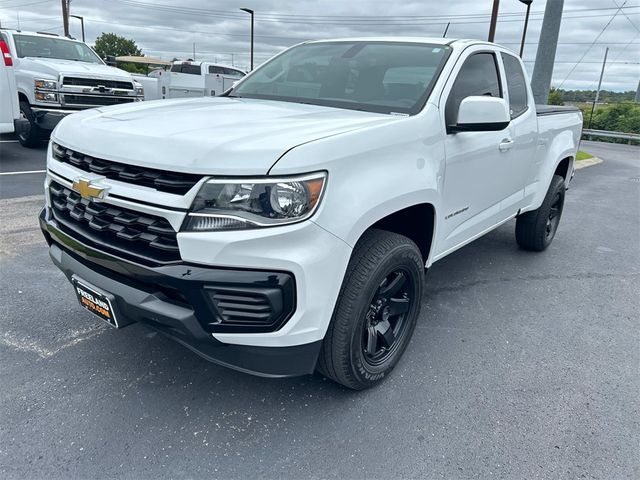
[231,41,451,115]
[14,34,103,64]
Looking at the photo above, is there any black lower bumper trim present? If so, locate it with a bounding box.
[40,209,318,378]
[40,207,296,333]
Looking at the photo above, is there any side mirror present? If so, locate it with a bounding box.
[449,96,510,133]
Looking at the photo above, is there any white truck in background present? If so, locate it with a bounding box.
[0,29,144,147]
[0,34,19,133]
[164,60,245,98]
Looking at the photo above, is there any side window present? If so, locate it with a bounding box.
[501,53,528,118]
[223,68,245,77]
[445,53,502,126]
[209,66,225,74]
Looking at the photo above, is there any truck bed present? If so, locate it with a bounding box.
[536,105,582,116]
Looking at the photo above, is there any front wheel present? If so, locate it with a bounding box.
[515,174,566,251]
[317,229,424,390]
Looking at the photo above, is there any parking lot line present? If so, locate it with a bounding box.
[0,169,46,175]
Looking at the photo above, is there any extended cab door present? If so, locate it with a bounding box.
[436,48,520,257]
[498,52,538,207]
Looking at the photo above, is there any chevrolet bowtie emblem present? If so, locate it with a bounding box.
[72,178,108,201]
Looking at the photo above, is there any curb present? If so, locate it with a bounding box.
[574,156,603,170]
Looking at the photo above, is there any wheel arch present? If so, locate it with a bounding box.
[358,203,437,268]
[554,155,573,182]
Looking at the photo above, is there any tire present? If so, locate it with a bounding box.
[515,174,566,251]
[317,229,424,390]
[18,101,45,148]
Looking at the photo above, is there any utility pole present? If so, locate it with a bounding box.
[488,0,500,42]
[635,80,640,102]
[61,0,70,37]
[193,42,195,61]
[588,47,608,129]
[531,0,564,104]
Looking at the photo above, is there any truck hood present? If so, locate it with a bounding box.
[52,97,399,175]
[21,57,132,80]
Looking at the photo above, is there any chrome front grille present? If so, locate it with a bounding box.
[49,180,181,265]
[62,77,134,90]
[59,75,137,109]
[52,143,202,195]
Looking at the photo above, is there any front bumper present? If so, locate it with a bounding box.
[31,107,78,131]
[40,208,324,377]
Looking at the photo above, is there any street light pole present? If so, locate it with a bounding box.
[240,8,254,71]
[518,0,533,57]
[69,15,84,42]
[488,0,500,42]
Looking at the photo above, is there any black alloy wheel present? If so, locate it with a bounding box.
[362,269,414,366]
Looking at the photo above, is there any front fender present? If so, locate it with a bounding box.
[269,107,445,249]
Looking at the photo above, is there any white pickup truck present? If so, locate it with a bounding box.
[40,38,582,389]
[0,29,144,147]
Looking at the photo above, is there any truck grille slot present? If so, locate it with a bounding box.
[208,289,276,325]
[62,77,134,90]
[52,143,202,195]
[61,94,135,107]
[49,180,181,264]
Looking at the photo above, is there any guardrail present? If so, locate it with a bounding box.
[582,129,640,144]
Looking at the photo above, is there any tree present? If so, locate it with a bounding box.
[93,32,145,74]
[548,88,564,106]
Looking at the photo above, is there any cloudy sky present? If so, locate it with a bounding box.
[1,0,638,91]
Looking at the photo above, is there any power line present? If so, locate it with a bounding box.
[612,0,640,31]
[109,0,640,25]
[0,0,53,9]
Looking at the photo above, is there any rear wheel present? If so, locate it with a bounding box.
[18,101,45,148]
[317,229,424,390]
[515,174,566,251]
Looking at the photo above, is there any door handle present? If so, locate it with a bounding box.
[499,138,514,152]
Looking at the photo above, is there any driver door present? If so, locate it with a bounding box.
[435,50,513,257]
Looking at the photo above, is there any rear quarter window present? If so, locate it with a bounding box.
[501,53,528,118]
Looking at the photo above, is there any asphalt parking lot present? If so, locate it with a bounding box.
[0,139,638,479]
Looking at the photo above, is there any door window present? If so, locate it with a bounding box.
[445,53,502,126]
[501,53,528,118]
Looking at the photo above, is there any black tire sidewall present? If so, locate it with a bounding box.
[537,176,566,249]
[346,244,423,386]
[18,102,41,147]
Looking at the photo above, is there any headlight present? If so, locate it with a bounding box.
[134,82,144,96]
[34,79,57,90]
[35,92,58,102]
[183,172,326,231]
